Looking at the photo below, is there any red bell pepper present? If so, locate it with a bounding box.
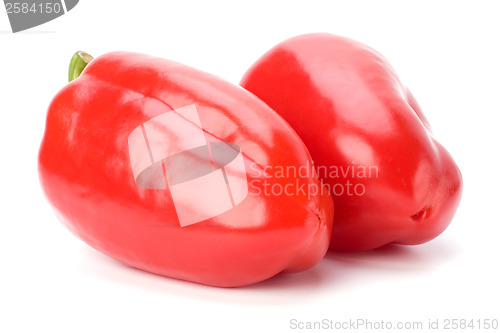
[241,33,462,251]
[38,51,334,287]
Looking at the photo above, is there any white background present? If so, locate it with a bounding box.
[1,1,499,332]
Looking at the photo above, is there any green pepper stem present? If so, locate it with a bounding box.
[68,51,94,82]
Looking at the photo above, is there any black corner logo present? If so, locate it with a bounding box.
[4,0,79,33]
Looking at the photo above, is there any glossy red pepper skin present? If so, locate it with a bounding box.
[38,51,333,287]
[241,33,462,251]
